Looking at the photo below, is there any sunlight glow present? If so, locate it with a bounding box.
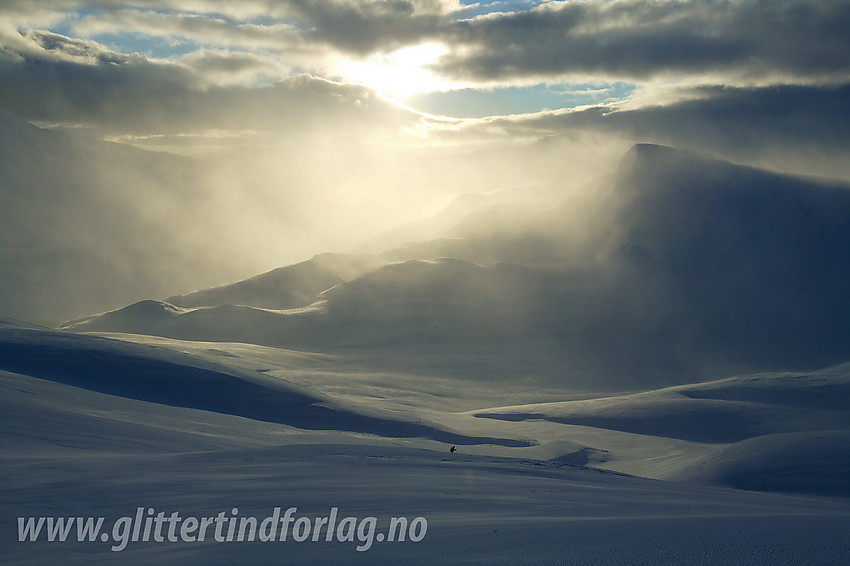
[338,43,457,100]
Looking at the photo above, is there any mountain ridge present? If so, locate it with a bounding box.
[60,143,850,387]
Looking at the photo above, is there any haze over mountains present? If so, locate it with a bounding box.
[8,100,849,410]
[64,142,850,388]
[0,108,613,322]
[4,112,850,565]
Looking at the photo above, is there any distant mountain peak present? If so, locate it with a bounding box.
[618,143,711,175]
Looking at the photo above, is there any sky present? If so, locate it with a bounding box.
[2,0,850,322]
[0,0,848,174]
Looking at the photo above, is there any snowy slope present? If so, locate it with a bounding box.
[474,369,850,443]
[473,365,850,492]
[0,323,527,447]
[10,319,850,495]
[2,320,850,565]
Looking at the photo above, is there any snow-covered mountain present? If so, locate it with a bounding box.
[165,253,387,310]
[64,144,850,387]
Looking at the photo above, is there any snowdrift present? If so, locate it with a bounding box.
[475,368,850,443]
[474,365,850,494]
[680,431,850,495]
[0,322,527,447]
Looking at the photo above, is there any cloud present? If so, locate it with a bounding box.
[0,30,199,127]
[0,29,429,139]
[434,0,850,85]
[176,49,285,85]
[3,1,847,113]
[4,1,848,89]
[69,8,305,52]
[2,0,459,55]
[446,83,850,179]
[283,0,451,55]
[27,30,128,64]
[1,0,848,168]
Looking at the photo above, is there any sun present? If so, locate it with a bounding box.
[338,42,455,100]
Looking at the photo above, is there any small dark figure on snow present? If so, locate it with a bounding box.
[449,445,457,453]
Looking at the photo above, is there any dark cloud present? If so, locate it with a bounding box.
[460,83,850,179]
[284,0,446,54]
[610,84,850,155]
[0,35,197,128]
[3,0,848,86]
[178,49,280,79]
[435,0,850,83]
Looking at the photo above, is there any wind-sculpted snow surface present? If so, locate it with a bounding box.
[2,321,850,565]
[474,365,850,495]
[679,431,850,496]
[0,323,528,447]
